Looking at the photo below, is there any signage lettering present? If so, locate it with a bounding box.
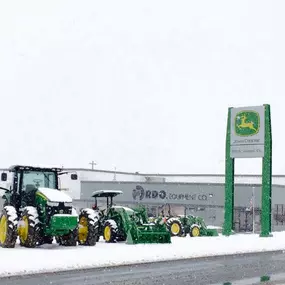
[132,185,211,202]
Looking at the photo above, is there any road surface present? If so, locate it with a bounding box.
[1,251,285,285]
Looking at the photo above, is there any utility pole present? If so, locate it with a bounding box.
[89,160,97,170]
[113,165,117,181]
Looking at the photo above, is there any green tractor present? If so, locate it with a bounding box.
[161,205,218,237]
[166,215,218,237]
[90,190,171,244]
[0,165,97,248]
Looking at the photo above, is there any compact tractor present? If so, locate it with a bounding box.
[159,205,218,237]
[0,165,98,248]
[90,190,171,244]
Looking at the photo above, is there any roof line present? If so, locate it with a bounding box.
[81,180,285,187]
[63,168,285,178]
[0,167,284,178]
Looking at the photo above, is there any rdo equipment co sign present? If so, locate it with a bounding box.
[223,104,272,238]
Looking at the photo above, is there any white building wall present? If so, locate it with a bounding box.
[1,167,285,201]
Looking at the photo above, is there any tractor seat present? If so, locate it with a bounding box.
[23,184,37,206]
[25,184,37,192]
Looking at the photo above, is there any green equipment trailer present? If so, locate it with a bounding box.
[91,190,171,244]
[0,165,98,248]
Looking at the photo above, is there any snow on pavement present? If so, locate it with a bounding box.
[1,232,285,277]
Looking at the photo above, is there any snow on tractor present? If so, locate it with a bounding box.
[91,190,171,244]
[0,165,98,248]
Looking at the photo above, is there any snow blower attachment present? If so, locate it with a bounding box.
[92,190,171,244]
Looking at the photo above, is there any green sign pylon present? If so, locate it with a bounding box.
[222,104,272,237]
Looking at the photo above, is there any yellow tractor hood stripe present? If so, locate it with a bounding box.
[36,192,48,201]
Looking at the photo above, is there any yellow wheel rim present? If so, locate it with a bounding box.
[18,216,29,243]
[104,226,111,241]
[192,227,200,237]
[0,215,7,244]
[78,216,88,243]
[171,223,180,235]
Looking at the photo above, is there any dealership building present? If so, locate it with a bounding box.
[1,167,285,233]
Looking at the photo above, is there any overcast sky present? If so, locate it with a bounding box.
[0,0,283,175]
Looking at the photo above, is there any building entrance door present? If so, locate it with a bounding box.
[234,208,253,232]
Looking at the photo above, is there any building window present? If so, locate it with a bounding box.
[274,204,285,225]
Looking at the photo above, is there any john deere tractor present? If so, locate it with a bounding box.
[91,190,171,244]
[160,205,218,237]
[0,165,98,248]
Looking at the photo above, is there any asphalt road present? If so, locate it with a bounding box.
[2,251,285,285]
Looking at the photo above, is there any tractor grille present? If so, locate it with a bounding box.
[46,202,72,224]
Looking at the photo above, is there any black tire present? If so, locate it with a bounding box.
[103,219,118,243]
[18,206,40,248]
[38,235,54,246]
[0,206,18,248]
[78,208,99,246]
[166,217,185,237]
[116,233,127,242]
[43,236,54,244]
[57,228,78,246]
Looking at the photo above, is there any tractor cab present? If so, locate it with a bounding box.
[91,189,140,222]
[0,165,78,212]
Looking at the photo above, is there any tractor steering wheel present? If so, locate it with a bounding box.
[133,214,141,224]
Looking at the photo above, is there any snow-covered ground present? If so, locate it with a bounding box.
[0,232,285,277]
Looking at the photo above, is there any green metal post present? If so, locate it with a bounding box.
[223,107,235,236]
[260,104,272,237]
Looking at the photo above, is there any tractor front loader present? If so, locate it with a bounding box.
[0,165,98,248]
[91,190,171,244]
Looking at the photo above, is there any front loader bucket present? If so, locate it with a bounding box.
[200,228,219,237]
[126,223,171,244]
[205,228,219,236]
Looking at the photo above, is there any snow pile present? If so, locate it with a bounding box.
[81,208,99,222]
[0,232,285,277]
[105,219,118,229]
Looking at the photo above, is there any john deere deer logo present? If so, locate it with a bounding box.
[235,111,260,136]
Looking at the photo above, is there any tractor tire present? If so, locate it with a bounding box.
[0,206,18,248]
[116,233,127,242]
[38,235,54,246]
[166,217,185,237]
[43,236,54,244]
[57,228,78,246]
[103,220,118,243]
[78,208,99,246]
[189,224,201,237]
[18,206,40,248]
